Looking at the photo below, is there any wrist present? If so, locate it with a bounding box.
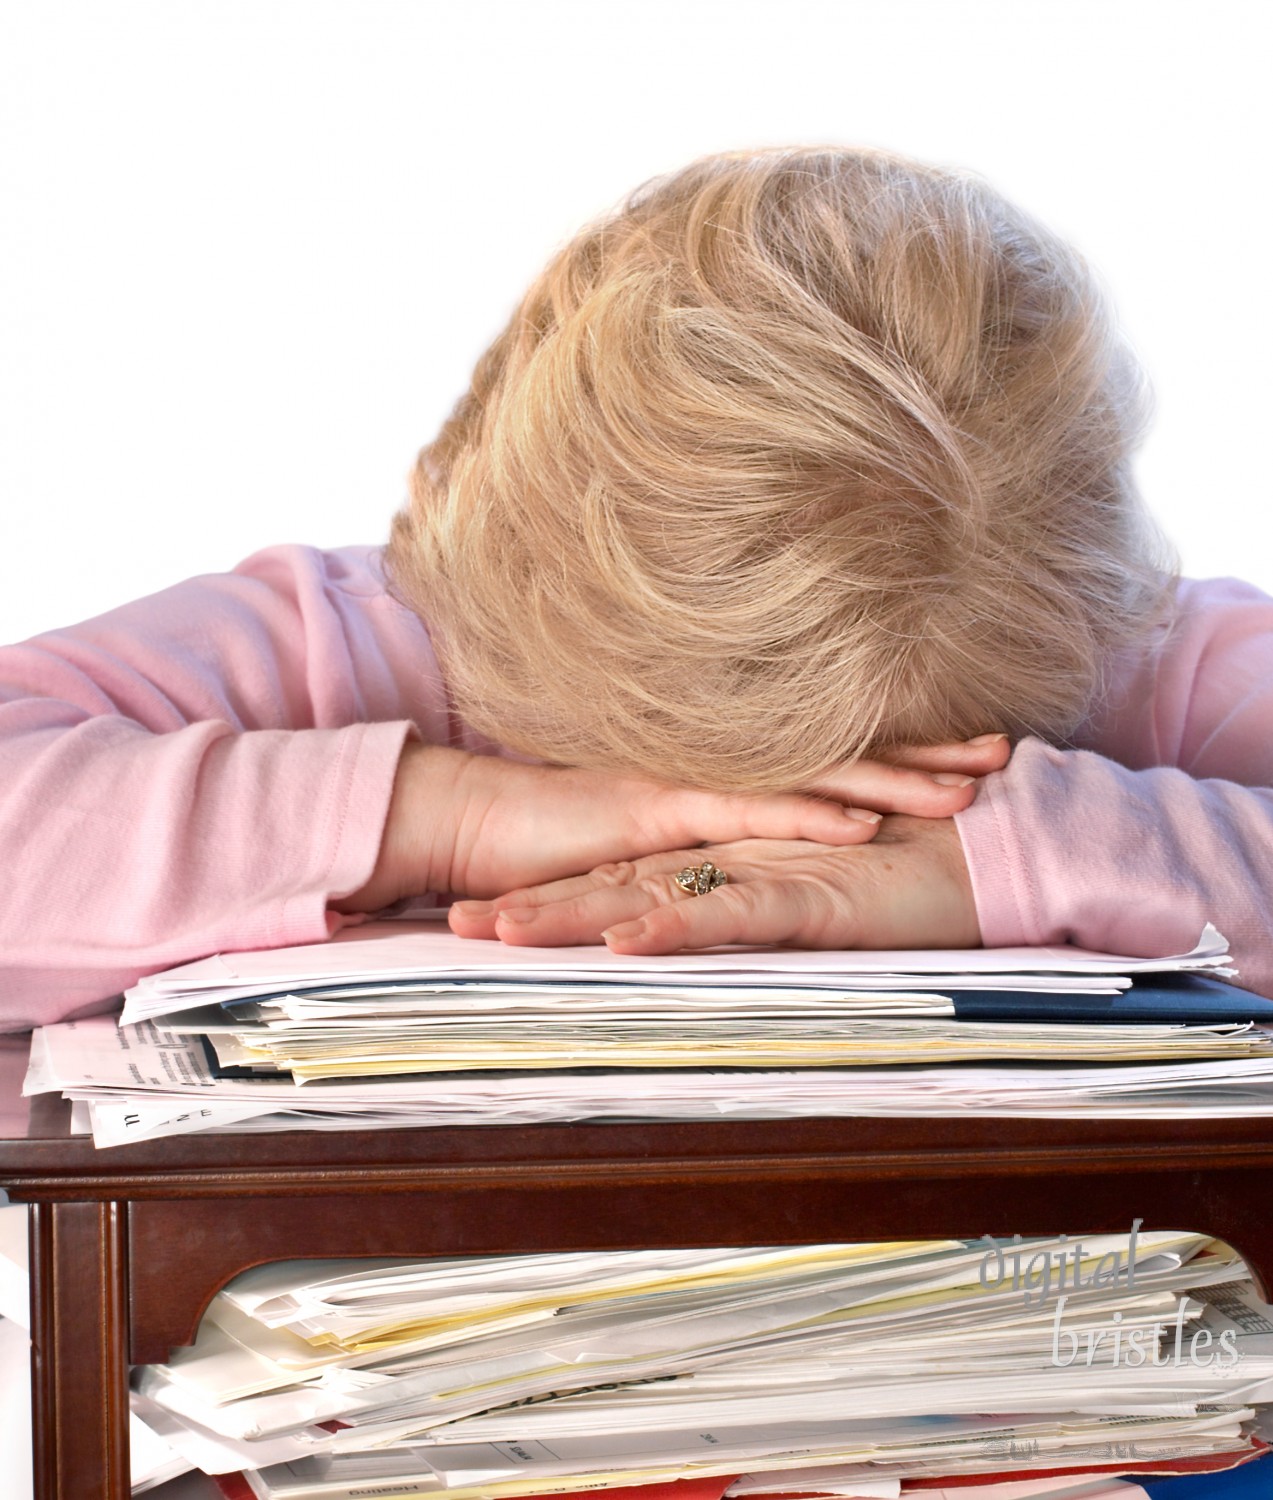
[331,743,469,912]
[935,815,982,947]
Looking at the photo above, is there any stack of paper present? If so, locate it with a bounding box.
[119,924,1242,1028]
[22,922,1273,1147]
[125,1233,1273,1498]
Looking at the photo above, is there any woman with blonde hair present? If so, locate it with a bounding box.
[2,145,1271,1030]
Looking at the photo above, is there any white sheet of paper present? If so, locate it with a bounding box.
[121,924,1231,1023]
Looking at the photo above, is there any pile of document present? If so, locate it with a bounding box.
[21,921,1273,1146]
[128,1232,1273,1498]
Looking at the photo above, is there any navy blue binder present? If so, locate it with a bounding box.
[950,973,1273,1024]
[1141,1448,1273,1496]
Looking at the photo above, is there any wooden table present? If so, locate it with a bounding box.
[5,1048,1273,1500]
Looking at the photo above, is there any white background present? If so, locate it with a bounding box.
[2,0,1271,645]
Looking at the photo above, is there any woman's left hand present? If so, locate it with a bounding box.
[448,815,979,954]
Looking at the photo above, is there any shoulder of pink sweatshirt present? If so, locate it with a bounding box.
[0,544,486,1031]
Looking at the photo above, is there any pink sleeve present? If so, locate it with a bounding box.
[0,546,432,1031]
[955,578,1273,997]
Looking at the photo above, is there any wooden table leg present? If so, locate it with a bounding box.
[28,1201,130,1500]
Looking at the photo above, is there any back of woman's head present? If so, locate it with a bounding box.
[388,146,1174,790]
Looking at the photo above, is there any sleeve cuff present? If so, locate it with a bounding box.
[272,719,417,950]
[954,752,1047,949]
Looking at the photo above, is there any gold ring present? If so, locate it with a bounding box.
[673,861,728,897]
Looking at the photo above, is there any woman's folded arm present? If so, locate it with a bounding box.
[956,578,1273,998]
[956,740,1273,995]
[0,546,427,1029]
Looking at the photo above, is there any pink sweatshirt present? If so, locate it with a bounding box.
[1,545,1270,1031]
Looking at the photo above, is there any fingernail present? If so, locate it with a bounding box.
[845,807,883,824]
[931,772,975,786]
[496,907,538,926]
[967,732,1008,745]
[603,920,646,943]
[454,900,494,918]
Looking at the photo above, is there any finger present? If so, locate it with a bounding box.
[876,734,1011,775]
[673,789,883,848]
[492,879,669,946]
[602,878,825,955]
[449,855,689,939]
[448,900,509,941]
[499,848,807,947]
[801,760,980,818]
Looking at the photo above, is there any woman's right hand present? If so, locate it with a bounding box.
[332,734,1010,912]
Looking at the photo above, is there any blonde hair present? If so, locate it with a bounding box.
[388,146,1174,790]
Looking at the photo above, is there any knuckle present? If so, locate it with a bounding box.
[593,861,639,889]
[715,879,760,916]
[897,765,937,788]
[715,876,751,905]
[636,872,676,903]
[703,789,749,820]
[653,902,692,939]
[804,874,854,941]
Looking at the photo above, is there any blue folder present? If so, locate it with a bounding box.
[1139,1448,1273,1495]
[950,973,1273,1024]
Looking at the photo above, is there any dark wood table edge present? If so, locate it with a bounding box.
[8,1109,1273,1189]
